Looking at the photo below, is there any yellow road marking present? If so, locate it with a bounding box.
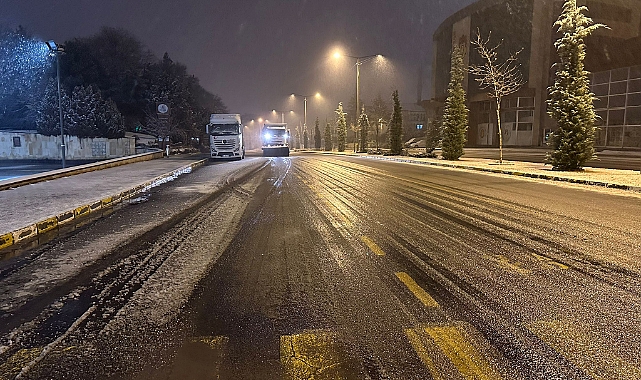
[281,330,346,380]
[192,335,229,350]
[484,254,531,275]
[395,272,439,308]
[0,347,41,376]
[531,253,569,270]
[407,324,501,380]
[528,319,641,379]
[360,236,385,256]
[405,328,443,380]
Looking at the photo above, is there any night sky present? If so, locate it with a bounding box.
[2,0,475,125]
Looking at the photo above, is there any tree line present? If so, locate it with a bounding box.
[308,91,404,155]
[0,26,226,145]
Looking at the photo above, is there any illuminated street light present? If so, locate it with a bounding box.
[271,109,294,123]
[333,52,384,132]
[46,40,66,168]
[290,92,321,131]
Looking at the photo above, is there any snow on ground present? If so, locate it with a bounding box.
[104,176,261,332]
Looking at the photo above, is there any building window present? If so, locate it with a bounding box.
[503,97,534,109]
[416,124,423,130]
[503,110,517,123]
[502,98,518,109]
[12,137,21,147]
[591,66,641,147]
[517,97,535,108]
[625,106,641,125]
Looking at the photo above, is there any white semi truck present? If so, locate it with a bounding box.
[206,114,245,159]
[261,122,290,157]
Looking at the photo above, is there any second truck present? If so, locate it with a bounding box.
[261,122,290,157]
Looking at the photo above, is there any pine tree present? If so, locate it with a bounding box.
[98,99,125,138]
[314,117,322,149]
[335,102,347,152]
[441,45,469,160]
[426,116,443,154]
[388,90,403,155]
[294,125,301,149]
[303,129,309,149]
[370,94,391,149]
[547,0,606,171]
[36,79,70,136]
[68,85,100,138]
[358,107,370,152]
[324,121,333,151]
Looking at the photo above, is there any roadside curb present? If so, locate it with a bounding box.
[0,158,207,251]
[0,151,165,192]
[303,151,641,193]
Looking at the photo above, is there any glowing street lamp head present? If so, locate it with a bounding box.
[333,52,341,59]
[45,40,57,51]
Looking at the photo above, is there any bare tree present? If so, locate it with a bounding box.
[469,30,526,163]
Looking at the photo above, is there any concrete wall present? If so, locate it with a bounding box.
[0,132,135,160]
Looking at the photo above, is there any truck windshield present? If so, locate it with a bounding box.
[266,129,287,136]
[209,124,240,135]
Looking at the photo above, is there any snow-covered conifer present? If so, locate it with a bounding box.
[336,102,347,152]
[358,107,370,152]
[389,90,403,155]
[324,122,333,151]
[442,44,469,160]
[547,0,606,170]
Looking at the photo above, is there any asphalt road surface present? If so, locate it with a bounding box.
[1,154,641,379]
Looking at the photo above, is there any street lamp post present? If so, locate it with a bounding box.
[290,93,321,131]
[272,109,294,123]
[46,40,66,168]
[333,52,382,151]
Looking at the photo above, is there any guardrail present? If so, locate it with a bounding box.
[0,150,164,192]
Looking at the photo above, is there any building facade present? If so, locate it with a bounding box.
[428,0,641,149]
[401,104,428,141]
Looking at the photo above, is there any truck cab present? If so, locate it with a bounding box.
[261,123,290,157]
[207,114,245,159]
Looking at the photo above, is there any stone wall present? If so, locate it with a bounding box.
[0,132,136,160]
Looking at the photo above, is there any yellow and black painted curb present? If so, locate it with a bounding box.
[0,159,207,251]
